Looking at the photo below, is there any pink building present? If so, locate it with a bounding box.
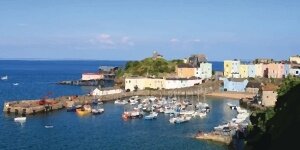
[81,73,104,81]
[266,63,285,78]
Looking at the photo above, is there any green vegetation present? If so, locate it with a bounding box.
[245,76,300,150]
[122,58,184,77]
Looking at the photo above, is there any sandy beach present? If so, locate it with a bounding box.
[206,91,256,100]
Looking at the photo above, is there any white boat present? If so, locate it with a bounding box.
[91,108,104,114]
[13,83,19,86]
[144,112,158,120]
[45,125,54,128]
[227,102,237,110]
[14,117,26,122]
[169,115,190,124]
[1,75,8,80]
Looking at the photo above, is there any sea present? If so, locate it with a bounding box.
[0,60,239,150]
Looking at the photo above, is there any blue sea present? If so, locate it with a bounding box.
[0,60,237,150]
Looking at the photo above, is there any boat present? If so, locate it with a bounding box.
[13,83,19,86]
[76,108,90,116]
[76,105,91,116]
[45,125,54,128]
[91,108,104,115]
[227,102,237,110]
[144,112,158,120]
[14,117,26,122]
[169,115,190,124]
[1,75,8,80]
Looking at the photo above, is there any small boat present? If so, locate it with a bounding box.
[227,102,237,110]
[144,112,158,120]
[76,105,91,116]
[45,125,54,128]
[14,117,26,122]
[13,83,19,86]
[169,115,190,124]
[91,108,104,115]
[76,108,90,116]
[1,75,8,80]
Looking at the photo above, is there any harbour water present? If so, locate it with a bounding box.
[0,60,238,150]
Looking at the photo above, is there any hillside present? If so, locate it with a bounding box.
[120,58,184,77]
[245,76,300,150]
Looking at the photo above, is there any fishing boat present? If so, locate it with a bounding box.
[14,117,26,122]
[144,112,158,120]
[76,105,91,116]
[1,75,8,80]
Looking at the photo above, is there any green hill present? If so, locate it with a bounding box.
[245,76,300,150]
[119,58,184,77]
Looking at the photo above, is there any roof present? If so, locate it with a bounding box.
[246,82,262,88]
[177,63,194,68]
[82,73,100,75]
[166,77,201,80]
[262,84,279,91]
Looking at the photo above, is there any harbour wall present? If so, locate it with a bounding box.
[3,81,224,115]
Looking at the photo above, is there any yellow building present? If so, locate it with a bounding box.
[224,60,240,78]
[176,64,196,78]
[290,55,300,64]
[239,64,249,78]
[144,78,165,90]
[125,77,165,91]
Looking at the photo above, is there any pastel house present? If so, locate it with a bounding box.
[91,88,123,96]
[290,66,300,77]
[267,63,285,78]
[261,84,279,107]
[290,55,300,64]
[248,64,256,78]
[81,73,104,81]
[222,78,248,92]
[176,64,196,78]
[224,60,240,78]
[239,64,249,78]
[195,63,212,79]
[255,63,264,78]
[164,78,202,89]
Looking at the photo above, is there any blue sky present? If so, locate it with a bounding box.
[0,0,299,61]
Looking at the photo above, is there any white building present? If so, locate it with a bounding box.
[125,77,202,91]
[290,67,300,76]
[164,78,202,89]
[91,88,123,96]
[81,73,103,81]
[195,63,212,79]
[125,77,147,91]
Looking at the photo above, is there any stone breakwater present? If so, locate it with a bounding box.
[3,81,221,116]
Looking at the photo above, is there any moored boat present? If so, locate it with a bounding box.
[14,117,26,122]
[1,75,8,80]
[144,112,158,120]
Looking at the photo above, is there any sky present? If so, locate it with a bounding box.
[0,0,299,61]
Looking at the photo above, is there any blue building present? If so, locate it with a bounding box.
[284,64,290,77]
[248,64,256,78]
[222,78,248,92]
